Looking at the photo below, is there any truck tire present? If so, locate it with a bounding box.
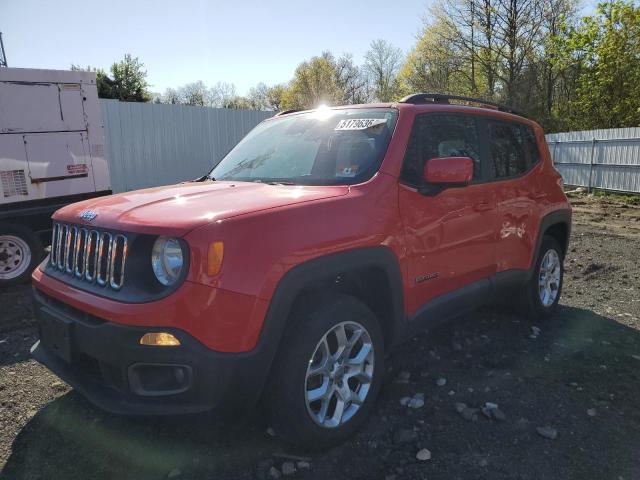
[265,293,384,448]
[516,235,564,320]
[0,224,44,287]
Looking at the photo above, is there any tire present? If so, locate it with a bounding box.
[516,235,564,320]
[265,293,384,448]
[0,224,44,287]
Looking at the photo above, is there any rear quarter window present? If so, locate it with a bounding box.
[524,125,541,168]
[486,120,527,179]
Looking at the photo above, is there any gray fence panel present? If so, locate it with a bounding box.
[546,127,640,194]
[100,99,274,193]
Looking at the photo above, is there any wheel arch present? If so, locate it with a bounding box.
[251,246,405,397]
[533,209,572,265]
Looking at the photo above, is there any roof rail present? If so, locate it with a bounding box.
[399,93,523,116]
[274,109,302,117]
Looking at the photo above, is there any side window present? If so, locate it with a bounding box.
[487,121,527,178]
[524,125,541,168]
[401,114,482,186]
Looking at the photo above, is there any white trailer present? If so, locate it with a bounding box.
[0,67,111,285]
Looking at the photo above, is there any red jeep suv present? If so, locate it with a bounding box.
[31,94,571,447]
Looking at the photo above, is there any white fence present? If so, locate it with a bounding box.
[546,127,640,194]
[101,105,640,195]
[100,99,274,193]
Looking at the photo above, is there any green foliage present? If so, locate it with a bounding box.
[70,64,117,100]
[72,1,640,126]
[364,39,403,102]
[109,54,151,102]
[554,0,640,129]
[281,52,344,110]
[398,19,473,98]
[74,55,150,102]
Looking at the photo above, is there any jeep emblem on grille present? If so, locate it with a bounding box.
[79,210,98,222]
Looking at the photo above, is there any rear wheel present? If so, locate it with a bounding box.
[0,224,44,287]
[265,293,384,448]
[516,236,564,319]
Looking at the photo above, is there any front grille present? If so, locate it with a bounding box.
[50,222,128,290]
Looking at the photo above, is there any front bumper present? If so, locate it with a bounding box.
[31,287,268,416]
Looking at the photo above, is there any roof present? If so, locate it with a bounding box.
[0,67,96,84]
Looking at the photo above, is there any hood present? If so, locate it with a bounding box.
[53,181,350,236]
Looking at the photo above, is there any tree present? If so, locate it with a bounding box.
[224,96,254,109]
[266,84,287,111]
[282,52,344,109]
[398,19,471,96]
[109,54,150,102]
[210,82,237,108]
[553,0,640,129]
[364,39,403,101]
[179,81,211,106]
[70,64,116,99]
[161,87,181,104]
[415,0,582,129]
[247,82,273,110]
[335,53,371,104]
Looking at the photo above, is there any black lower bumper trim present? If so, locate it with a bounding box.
[31,287,269,416]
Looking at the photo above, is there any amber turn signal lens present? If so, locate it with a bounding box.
[139,332,181,346]
[207,241,224,276]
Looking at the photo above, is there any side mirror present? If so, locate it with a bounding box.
[423,157,474,185]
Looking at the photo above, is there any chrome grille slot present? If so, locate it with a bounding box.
[96,232,112,287]
[109,234,128,290]
[56,224,65,269]
[74,228,88,278]
[50,222,128,291]
[64,226,77,273]
[84,230,99,282]
[50,223,60,267]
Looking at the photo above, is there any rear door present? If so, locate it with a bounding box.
[398,113,497,318]
[483,119,542,273]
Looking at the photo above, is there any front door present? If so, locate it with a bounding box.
[398,113,497,319]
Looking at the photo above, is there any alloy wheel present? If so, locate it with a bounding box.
[304,321,375,428]
[538,248,561,307]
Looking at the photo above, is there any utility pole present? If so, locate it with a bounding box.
[0,32,7,67]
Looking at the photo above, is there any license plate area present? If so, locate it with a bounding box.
[39,307,74,363]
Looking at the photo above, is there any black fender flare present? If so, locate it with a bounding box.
[531,208,572,268]
[248,246,405,395]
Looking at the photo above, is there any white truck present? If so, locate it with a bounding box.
[0,68,110,286]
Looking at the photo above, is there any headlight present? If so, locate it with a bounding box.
[151,237,184,286]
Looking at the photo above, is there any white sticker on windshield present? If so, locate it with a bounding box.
[334,118,387,131]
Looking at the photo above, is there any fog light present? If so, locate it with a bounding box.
[139,332,181,346]
[128,363,191,396]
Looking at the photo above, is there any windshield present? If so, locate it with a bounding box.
[209,108,398,185]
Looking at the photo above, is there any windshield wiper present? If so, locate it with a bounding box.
[192,174,214,182]
[265,181,296,186]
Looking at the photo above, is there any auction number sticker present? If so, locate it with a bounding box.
[334,118,387,130]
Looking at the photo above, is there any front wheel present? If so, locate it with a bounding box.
[516,235,564,319]
[265,293,384,448]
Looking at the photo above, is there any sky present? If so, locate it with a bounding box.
[1,0,430,95]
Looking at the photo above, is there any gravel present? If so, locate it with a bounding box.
[536,426,559,440]
[416,449,432,461]
[2,193,640,480]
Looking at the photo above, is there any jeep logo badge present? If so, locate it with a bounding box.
[79,210,98,222]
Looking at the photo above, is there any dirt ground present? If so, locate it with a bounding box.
[2,192,640,480]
